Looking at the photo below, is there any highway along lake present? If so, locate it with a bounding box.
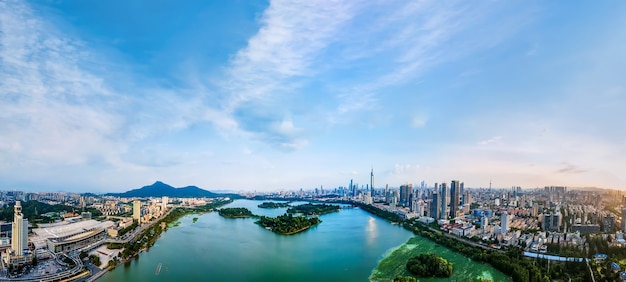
[99,199,507,282]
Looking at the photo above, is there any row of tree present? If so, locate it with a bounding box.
[258,202,291,209]
[218,207,254,218]
[286,203,340,216]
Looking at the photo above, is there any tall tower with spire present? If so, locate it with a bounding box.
[370,167,375,197]
[12,201,24,257]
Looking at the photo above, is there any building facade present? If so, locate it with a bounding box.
[450,180,460,218]
[133,200,141,224]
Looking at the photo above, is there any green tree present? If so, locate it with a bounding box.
[406,253,453,278]
[393,275,418,282]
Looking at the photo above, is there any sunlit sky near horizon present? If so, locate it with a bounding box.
[1,0,625,193]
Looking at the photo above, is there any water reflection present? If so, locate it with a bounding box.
[366,216,377,245]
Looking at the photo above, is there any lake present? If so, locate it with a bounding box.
[100,199,507,281]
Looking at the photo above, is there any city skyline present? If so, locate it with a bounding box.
[1,0,625,193]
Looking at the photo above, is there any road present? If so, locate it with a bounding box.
[105,207,175,244]
[421,224,506,254]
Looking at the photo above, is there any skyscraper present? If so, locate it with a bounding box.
[622,208,626,231]
[430,192,440,220]
[162,196,168,211]
[384,184,389,204]
[450,180,460,218]
[12,201,24,256]
[400,184,411,206]
[133,200,141,224]
[501,211,508,234]
[440,183,448,220]
[350,179,355,197]
[463,191,472,213]
[370,168,375,197]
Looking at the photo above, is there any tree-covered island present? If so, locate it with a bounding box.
[258,201,291,209]
[256,214,321,235]
[406,253,453,278]
[286,203,340,216]
[218,207,254,218]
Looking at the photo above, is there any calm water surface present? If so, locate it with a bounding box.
[100,200,413,282]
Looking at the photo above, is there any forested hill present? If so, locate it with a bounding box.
[105,181,243,199]
[0,200,76,222]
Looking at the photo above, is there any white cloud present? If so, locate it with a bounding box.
[478,136,503,145]
[221,0,356,109]
[0,0,125,168]
[411,116,428,128]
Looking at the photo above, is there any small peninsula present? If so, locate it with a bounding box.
[218,207,254,218]
[286,203,340,215]
[406,253,453,278]
[256,214,321,235]
[258,201,291,209]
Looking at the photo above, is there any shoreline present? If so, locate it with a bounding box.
[275,223,317,235]
[93,199,233,281]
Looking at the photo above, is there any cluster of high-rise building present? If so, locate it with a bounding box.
[428,180,470,220]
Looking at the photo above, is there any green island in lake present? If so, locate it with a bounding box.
[218,207,254,218]
[406,253,453,278]
[286,203,339,215]
[258,201,291,208]
[256,214,321,235]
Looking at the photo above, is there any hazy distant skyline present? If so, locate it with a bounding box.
[1,0,625,193]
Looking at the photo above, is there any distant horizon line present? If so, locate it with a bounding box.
[0,180,618,195]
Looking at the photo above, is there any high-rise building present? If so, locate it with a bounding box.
[400,184,412,206]
[603,215,615,232]
[440,183,448,220]
[133,200,141,224]
[430,192,440,220]
[463,191,472,213]
[162,196,168,211]
[370,168,375,197]
[543,212,562,231]
[501,212,508,234]
[481,216,489,230]
[450,180,460,218]
[622,208,626,231]
[22,219,28,252]
[350,179,356,197]
[384,184,389,204]
[12,201,24,256]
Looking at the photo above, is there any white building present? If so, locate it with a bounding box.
[133,200,141,224]
[5,201,32,265]
[162,196,168,211]
[12,201,24,256]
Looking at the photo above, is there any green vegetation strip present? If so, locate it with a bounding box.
[258,201,291,209]
[218,207,254,218]
[286,203,340,215]
[256,214,321,235]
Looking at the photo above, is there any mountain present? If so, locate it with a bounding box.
[106,181,243,198]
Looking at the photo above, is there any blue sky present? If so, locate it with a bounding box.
[1,0,625,193]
